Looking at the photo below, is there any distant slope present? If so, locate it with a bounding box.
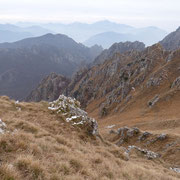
[0,34,102,100]
[84,27,167,48]
[160,26,180,50]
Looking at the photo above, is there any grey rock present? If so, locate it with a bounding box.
[171,76,180,89]
[148,95,160,107]
[48,95,99,136]
[116,127,140,145]
[170,167,180,173]
[127,145,160,159]
[138,132,152,141]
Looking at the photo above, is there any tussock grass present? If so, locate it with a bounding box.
[0,163,21,180]
[16,155,46,180]
[0,96,179,180]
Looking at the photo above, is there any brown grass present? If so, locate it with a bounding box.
[0,96,179,180]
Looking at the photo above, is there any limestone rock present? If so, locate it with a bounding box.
[0,118,7,134]
[48,95,99,136]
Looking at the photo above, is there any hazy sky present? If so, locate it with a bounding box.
[0,0,179,31]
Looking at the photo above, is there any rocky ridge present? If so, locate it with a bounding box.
[66,43,180,117]
[93,41,145,65]
[25,73,70,102]
[160,27,180,50]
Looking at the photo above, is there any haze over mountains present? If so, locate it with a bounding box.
[84,25,167,48]
[0,24,54,43]
[1,20,168,48]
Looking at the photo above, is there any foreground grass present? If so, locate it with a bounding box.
[0,96,179,180]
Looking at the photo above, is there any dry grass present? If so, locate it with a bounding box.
[0,96,179,180]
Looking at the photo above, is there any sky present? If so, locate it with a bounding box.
[0,0,179,31]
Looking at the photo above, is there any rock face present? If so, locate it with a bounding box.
[66,43,180,116]
[160,27,180,50]
[0,34,102,100]
[94,41,145,65]
[48,95,99,136]
[25,73,70,102]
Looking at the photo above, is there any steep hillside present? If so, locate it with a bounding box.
[94,41,145,65]
[0,95,179,180]
[160,27,180,50]
[66,43,180,124]
[25,73,70,102]
[0,34,102,100]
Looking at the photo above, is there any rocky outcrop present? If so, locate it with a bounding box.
[48,95,99,136]
[160,27,180,50]
[25,73,70,102]
[109,126,175,161]
[94,41,145,65]
[111,126,167,146]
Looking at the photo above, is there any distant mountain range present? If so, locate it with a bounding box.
[17,20,134,42]
[84,26,168,48]
[0,34,102,100]
[0,24,53,43]
[0,21,168,47]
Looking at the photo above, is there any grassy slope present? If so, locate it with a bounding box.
[0,96,179,180]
